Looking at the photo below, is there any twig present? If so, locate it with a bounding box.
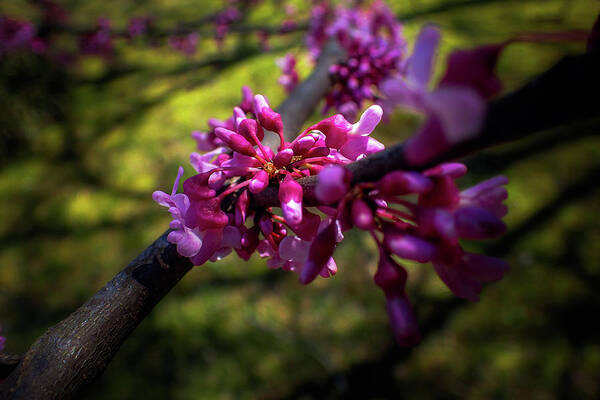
[253,51,600,207]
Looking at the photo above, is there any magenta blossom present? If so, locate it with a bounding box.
[154,85,509,346]
[306,1,406,120]
[155,91,385,271]
[276,53,300,93]
[381,25,489,165]
[313,160,510,343]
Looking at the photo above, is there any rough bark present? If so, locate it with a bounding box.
[0,42,345,400]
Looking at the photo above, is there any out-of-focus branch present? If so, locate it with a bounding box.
[0,41,345,400]
[253,51,600,207]
[267,40,345,147]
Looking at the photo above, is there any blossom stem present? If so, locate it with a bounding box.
[217,179,252,200]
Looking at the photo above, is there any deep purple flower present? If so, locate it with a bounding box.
[433,246,509,301]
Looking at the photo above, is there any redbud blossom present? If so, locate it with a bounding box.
[300,221,337,284]
[254,95,284,136]
[315,165,351,203]
[154,83,509,347]
[279,174,303,226]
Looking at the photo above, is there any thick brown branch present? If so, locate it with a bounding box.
[0,43,345,400]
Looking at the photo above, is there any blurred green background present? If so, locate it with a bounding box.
[1,0,599,398]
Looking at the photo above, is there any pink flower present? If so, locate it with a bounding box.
[459,175,509,218]
[315,165,351,203]
[279,174,303,226]
[381,25,488,165]
[374,251,421,346]
[300,220,338,284]
[433,246,509,301]
[277,53,299,93]
[153,86,510,345]
[307,1,406,117]
[253,95,284,137]
[152,167,202,258]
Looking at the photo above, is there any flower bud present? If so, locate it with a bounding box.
[237,118,264,143]
[254,94,284,135]
[374,250,407,293]
[299,221,337,284]
[385,294,421,346]
[258,214,273,236]
[351,198,374,230]
[309,114,352,149]
[384,229,437,263]
[315,165,351,204]
[279,174,303,225]
[350,105,383,135]
[292,135,316,155]
[249,170,269,194]
[273,148,294,168]
[214,127,256,156]
[378,171,433,196]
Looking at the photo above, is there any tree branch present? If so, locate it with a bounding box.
[253,51,600,207]
[0,42,345,400]
[267,40,346,148]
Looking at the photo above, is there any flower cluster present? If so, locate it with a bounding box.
[0,1,271,62]
[305,0,406,121]
[276,53,299,93]
[154,81,509,344]
[154,86,385,266]
[314,163,509,345]
[214,7,241,47]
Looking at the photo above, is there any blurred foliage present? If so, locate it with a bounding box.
[1,0,600,399]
